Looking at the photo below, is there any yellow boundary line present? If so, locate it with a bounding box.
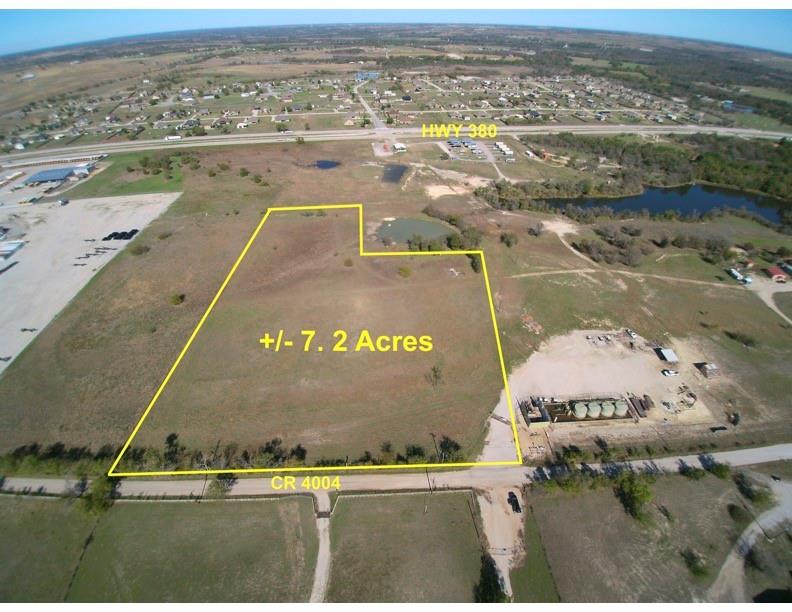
[108,203,523,477]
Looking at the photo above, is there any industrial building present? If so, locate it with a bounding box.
[23,163,94,186]
[519,394,650,427]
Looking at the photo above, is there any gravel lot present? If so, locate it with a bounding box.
[0,193,179,374]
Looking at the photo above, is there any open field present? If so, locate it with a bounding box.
[530,474,756,602]
[125,208,504,467]
[67,497,317,602]
[0,141,502,464]
[326,492,483,602]
[0,496,95,602]
[509,502,559,603]
[0,138,789,467]
[774,292,792,320]
[0,495,317,602]
[740,86,792,104]
[60,154,183,199]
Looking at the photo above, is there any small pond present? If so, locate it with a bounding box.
[377,218,452,243]
[314,160,340,169]
[382,164,408,183]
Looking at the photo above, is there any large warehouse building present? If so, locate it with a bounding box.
[23,163,94,185]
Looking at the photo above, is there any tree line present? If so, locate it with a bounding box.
[0,433,467,476]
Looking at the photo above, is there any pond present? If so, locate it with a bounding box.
[314,160,340,169]
[377,217,452,243]
[552,184,790,224]
[382,164,408,183]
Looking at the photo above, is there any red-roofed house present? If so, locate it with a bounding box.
[765,266,788,283]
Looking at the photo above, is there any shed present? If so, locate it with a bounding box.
[656,347,679,363]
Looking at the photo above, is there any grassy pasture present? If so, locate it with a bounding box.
[774,292,792,320]
[62,153,184,199]
[0,497,95,602]
[0,495,316,602]
[0,141,499,463]
[530,475,752,602]
[67,497,317,602]
[327,492,483,602]
[509,502,559,602]
[132,210,502,465]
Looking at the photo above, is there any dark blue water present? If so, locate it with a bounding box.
[314,160,340,169]
[382,164,408,183]
[555,184,789,224]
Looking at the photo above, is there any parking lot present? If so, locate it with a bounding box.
[0,193,179,374]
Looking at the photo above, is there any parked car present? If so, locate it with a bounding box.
[57,199,69,205]
[661,369,679,377]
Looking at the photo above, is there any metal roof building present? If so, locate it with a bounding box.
[24,167,75,184]
[23,164,93,185]
[656,347,679,363]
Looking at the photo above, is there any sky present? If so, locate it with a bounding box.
[1,9,791,57]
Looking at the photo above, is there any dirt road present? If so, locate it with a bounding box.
[476,488,524,597]
[707,478,792,602]
[3,444,789,499]
[310,492,332,603]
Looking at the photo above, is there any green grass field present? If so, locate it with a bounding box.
[509,501,559,603]
[327,492,483,602]
[740,86,792,104]
[773,292,792,320]
[0,496,317,603]
[0,497,95,602]
[62,153,184,199]
[67,497,317,602]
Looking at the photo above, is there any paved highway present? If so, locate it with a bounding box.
[2,124,788,167]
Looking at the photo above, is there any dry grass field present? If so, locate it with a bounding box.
[130,209,502,466]
[1,137,789,466]
[0,495,317,602]
[326,492,484,602]
[0,141,503,467]
[67,497,317,602]
[530,475,754,602]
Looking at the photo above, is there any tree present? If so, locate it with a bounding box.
[500,232,518,248]
[614,471,653,521]
[80,474,117,515]
[474,554,508,602]
[426,364,444,387]
[207,472,238,498]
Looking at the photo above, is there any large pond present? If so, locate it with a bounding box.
[553,184,789,224]
[377,218,452,243]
